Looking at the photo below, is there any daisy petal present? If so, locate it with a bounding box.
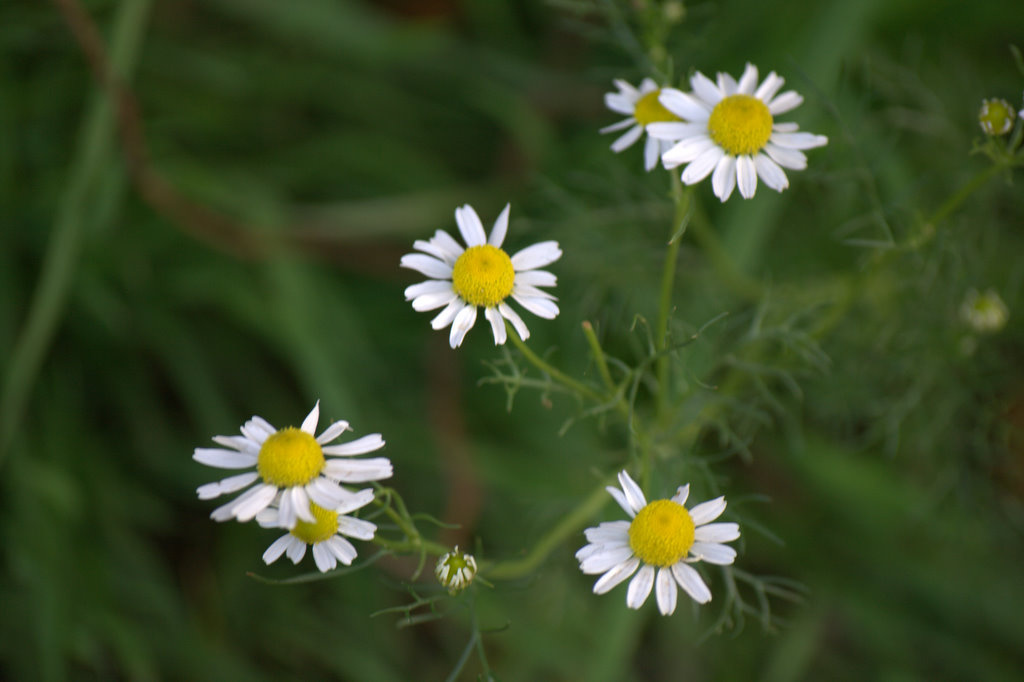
[512,294,559,320]
[663,135,716,168]
[300,401,320,435]
[412,289,458,312]
[498,303,530,341]
[736,155,758,199]
[336,515,376,541]
[285,538,307,563]
[655,567,678,615]
[485,306,507,345]
[754,153,789,192]
[606,485,634,518]
[400,254,452,279]
[584,520,631,544]
[672,562,712,603]
[514,270,556,288]
[600,117,638,134]
[768,90,803,115]
[488,203,511,247]
[764,142,807,170]
[321,434,385,456]
[690,542,737,565]
[626,564,656,609]
[193,448,257,469]
[617,470,647,514]
[644,135,660,171]
[316,419,351,444]
[404,279,452,301]
[737,63,759,95]
[593,557,640,594]
[694,522,741,543]
[511,241,562,270]
[682,146,725,185]
[326,536,358,565]
[323,457,393,482]
[449,304,478,348]
[670,484,690,507]
[455,204,487,247]
[611,125,643,152]
[430,299,465,331]
[770,131,828,150]
[755,72,784,103]
[711,154,737,201]
[231,483,278,522]
[312,543,335,572]
[659,89,712,121]
[689,496,727,524]
[196,472,258,500]
[691,71,724,105]
[580,545,636,574]
[263,534,294,564]
[646,121,708,141]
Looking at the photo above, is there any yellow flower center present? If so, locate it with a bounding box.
[256,427,324,487]
[628,499,695,567]
[290,502,339,544]
[634,89,680,126]
[451,245,515,308]
[708,94,773,156]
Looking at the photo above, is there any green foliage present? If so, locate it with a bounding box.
[3,0,1024,680]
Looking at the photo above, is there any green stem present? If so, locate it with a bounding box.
[581,321,615,392]
[484,481,611,580]
[654,175,689,418]
[925,161,1006,229]
[506,323,604,404]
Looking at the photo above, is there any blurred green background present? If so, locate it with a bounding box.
[3,0,1024,680]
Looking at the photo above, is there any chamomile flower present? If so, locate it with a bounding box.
[435,546,478,595]
[401,203,561,348]
[960,287,1008,333]
[602,78,682,171]
[978,98,1016,136]
[258,500,377,573]
[648,62,828,201]
[194,401,392,529]
[576,471,740,616]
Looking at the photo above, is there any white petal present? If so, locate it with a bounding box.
[323,457,393,482]
[244,416,276,440]
[488,203,510,247]
[455,204,487,247]
[412,289,458,312]
[670,484,690,507]
[321,433,385,456]
[626,564,655,609]
[768,90,803,115]
[211,435,258,453]
[646,121,708,141]
[306,477,347,510]
[690,71,723,105]
[658,89,711,121]
[449,304,478,348]
[638,78,658,94]
[263,534,294,565]
[336,515,376,541]
[672,562,711,603]
[690,542,737,565]
[773,121,800,133]
[498,303,529,341]
[655,567,678,615]
[717,71,738,96]
[400,253,452,279]
[593,557,640,594]
[514,270,556,288]
[770,131,828,150]
[255,507,278,527]
[285,537,307,563]
[430,299,465,330]
[427,230,465,261]
[611,125,643,152]
[681,146,725,185]
[694,522,740,543]
[580,545,636,574]
[575,543,602,562]
[755,153,789,192]
[485,306,507,345]
[643,135,660,171]
[689,496,727,524]
[606,485,635,518]
[737,63,759,94]
[662,135,715,167]
[600,117,637,134]
[754,72,784,103]
[291,486,314,523]
[404,279,452,301]
[617,470,647,515]
[196,472,258,500]
[333,488,376,515]
[711,154,737,201]
[736,155,758,199]
[300,401,320,435]
[605,92,637,115]
[193,448,257,470]
[511,241,561,270]
[325,536,358,565]
[511,294,559,320]
[312,543,336,572]
[231,483,278,522]
[584,520,631,544]
[410,238,451,263]
[764,142,807,170]
[277,488,297,529]
[316,419,351,445]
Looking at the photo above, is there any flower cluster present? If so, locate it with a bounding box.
[195,401,392,572]
[605,63,828,201]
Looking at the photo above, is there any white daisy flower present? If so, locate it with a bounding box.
[960,287,1008,333]
[601,77,683,171]
[194,401,392,529]
[435,546,478,595]
[978,98,1016,136]
[400,203,561,348]
[258,500,377,573]
[648,62,828,201]
[576,470,740,616]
